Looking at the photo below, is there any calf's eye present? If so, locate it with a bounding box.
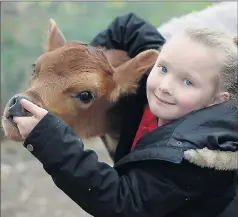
[74,91,95,103]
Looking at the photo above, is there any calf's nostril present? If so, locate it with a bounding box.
[8,96,29,116]
[8,96,17,108]
[6,96,33,127]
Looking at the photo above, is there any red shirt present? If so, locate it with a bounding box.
[131,104,158,151]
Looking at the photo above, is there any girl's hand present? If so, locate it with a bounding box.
[13,99,48,139]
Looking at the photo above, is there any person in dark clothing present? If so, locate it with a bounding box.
[13,14,238,217]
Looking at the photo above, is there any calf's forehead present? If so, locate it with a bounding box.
[35,45,110,76]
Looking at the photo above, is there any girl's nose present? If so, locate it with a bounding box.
[158,75,172,94]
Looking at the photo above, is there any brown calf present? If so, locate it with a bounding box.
[2,19,159,159]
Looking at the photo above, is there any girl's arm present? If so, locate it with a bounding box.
[23,112,196,217]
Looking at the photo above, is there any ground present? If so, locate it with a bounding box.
[1,138,113,217]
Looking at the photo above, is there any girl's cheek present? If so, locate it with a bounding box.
[177,95,201,111]
[147,74,159,91]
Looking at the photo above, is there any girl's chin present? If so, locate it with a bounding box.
[151,107,179,121]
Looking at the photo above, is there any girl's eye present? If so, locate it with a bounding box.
[159,65,167,73]
[184,79,193,86]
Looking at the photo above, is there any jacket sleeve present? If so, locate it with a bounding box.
[23,112,192,217]
[90,13,165,58]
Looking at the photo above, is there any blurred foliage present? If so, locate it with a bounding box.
[1,1,214,109]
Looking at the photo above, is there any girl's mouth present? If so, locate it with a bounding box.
[155,95,175,105]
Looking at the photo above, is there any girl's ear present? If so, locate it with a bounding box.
[212,91,230,105]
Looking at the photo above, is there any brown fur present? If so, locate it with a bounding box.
[2,19,159,157]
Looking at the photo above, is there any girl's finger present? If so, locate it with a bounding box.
[20,99,46,118]
[13,116,35,124]
[13,116,24,124]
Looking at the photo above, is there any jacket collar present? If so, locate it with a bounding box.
[178,100,238,171]
[115,100,238,171]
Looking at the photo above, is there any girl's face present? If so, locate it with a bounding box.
[146,33,229,121]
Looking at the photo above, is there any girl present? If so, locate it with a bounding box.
[13,14,237,217]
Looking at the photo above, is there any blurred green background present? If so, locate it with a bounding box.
[1,1,214,108]
[3,2,230,217]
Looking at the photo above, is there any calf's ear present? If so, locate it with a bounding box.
[109,49,159,102]
[44,18,66,52]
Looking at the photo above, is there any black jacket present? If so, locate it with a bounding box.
[23,13,238,217]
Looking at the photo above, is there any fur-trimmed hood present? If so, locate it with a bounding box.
[173,100,238,170]
[115,100,238,171]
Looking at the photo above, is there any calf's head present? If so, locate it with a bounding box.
[2,19,159,141]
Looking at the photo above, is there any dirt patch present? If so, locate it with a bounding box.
[1,138,113,217]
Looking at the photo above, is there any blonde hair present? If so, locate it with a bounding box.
[181,27,238,105]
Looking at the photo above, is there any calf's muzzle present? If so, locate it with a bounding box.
[6,95,33,126]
